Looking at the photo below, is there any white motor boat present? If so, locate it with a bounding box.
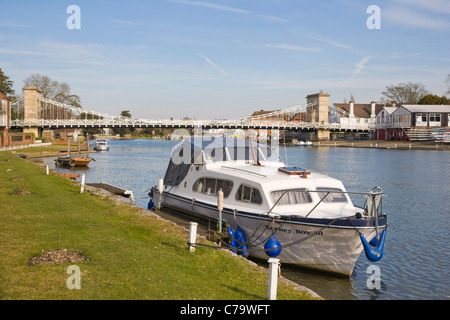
[150,137,387,276]
[293,139,313,146]
[93,139,109,151]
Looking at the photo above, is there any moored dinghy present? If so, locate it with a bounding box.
[150,137,388,276]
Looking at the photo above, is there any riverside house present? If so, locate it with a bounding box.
[375,104,450,141]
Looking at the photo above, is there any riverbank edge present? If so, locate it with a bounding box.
[312,140,449,151]
[1,151,322,300]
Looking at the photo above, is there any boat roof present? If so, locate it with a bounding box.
[207,162,343,188]
[164,137,281,186]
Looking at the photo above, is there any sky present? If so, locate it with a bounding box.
[1,0,449,120]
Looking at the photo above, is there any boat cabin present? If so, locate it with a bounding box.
[162,138,356,219]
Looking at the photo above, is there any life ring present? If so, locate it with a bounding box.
[69,159,76,167]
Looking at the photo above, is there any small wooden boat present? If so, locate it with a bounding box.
[55,156,93,167]
[55,137,94,167]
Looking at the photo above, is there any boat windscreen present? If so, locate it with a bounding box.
[163,138,282,185]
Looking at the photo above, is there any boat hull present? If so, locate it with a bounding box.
[153,190,387,276]
[94,145,109,151]
[56,157,93,167]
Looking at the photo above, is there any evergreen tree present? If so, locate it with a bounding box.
[0,68,15,96]
[418,94,450,105]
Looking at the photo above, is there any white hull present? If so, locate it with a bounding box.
[94,145,109,151]
[153,191,386,276]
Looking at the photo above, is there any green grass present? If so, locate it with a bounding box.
[0,151,319,300]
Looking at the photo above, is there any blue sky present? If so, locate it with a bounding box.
[1,0,449,119]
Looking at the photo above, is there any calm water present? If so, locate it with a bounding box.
[43,139,450,300]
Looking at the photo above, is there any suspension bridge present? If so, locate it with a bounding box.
[9,87,374,139]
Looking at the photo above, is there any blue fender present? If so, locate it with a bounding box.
[264,235,282,257]
[360,229,386,262]
[147,199,154,210]
[227,225,237,253]
[235,227,249,257]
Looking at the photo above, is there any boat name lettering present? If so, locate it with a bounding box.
[265,225,291,234]
[295,229,323,236]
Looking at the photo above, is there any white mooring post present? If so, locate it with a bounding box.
[46,165,49,175]
[267,258,280,300]
[188,222,198,252]
[158,177,164,209]
[80,173,86,193]
[217,189,224,233]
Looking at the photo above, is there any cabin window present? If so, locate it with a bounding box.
[236,184,262,204]
[271,189,312,205]
[192,178,233,197]
[316,188,347,203]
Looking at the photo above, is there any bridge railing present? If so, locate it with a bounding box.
[11,118,374,130]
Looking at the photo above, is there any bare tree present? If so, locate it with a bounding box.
[24,73,81,108]
[382,82,429,104]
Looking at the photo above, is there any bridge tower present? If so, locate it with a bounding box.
[306,92,330,140]
[23,86,41,137]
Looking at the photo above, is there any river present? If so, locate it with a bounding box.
[43,138,450,300]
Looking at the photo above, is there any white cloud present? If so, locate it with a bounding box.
[384,6,450,29]
[110,19,138,26]
[173,0,289,23]
[265,44,322,52]
[393,0,450,14]
[350,57,370,80]
[197,53,234,80]
[174,0,249,14]
[288,27,366,55]
[0,48,43,56]
[0,22,31,28]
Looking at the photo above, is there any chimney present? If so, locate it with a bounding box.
[371,101,376,118]
[349,100,354,118]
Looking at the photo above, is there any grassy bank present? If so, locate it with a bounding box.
[0,151,318,300]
